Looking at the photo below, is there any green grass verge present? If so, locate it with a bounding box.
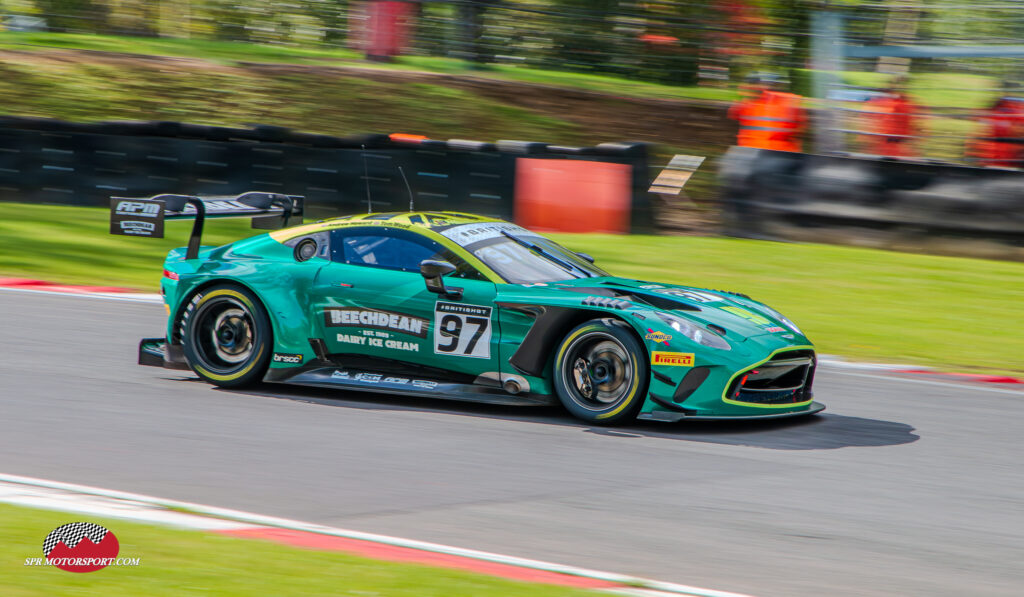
[0,55,581,143]
[0,203,254,289]
[3,202,1023,374]
[400,58,740,103]
[840,71,999,111]
[0,503,593,597]
[0,31,366,65]
[1,32,1001,109]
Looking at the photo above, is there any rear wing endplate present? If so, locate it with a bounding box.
[110,192,303,259]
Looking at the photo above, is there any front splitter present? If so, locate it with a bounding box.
[637,401,826,422]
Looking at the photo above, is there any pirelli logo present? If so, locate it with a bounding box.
[651,351,694,367]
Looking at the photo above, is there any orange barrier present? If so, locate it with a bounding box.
[513,158,632,233]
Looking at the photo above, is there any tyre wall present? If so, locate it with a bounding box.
[719,146,1024,260]
[0,116,654,233]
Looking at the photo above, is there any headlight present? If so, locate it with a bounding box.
[758,305,803,335]
[657,313,731,350]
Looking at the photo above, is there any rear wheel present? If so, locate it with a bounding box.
[553,319,648,425]
[181,285,272,388]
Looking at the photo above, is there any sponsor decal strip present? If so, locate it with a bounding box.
[720,306,771,326]
[272,353,304,365]
[330,370,438,389]
[651,352,695,367]
[645,330,672,345]
[113,200,162,217]
[0,474,753,597]
[110,198,165,237]
[324,307,429,338]
[439,222,532,247]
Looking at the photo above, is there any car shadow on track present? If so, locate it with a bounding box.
[206,380,919,451]
[622,413,919,450]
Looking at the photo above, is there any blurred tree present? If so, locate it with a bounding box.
[457,0,500,64]
[303,0,350,44]
[201,0,252,41]
[545,0,622,74]
[105,0,160,36]
[32,0,109,32]
[762,0,811,69]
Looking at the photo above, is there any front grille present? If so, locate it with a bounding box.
[727,350,815,405]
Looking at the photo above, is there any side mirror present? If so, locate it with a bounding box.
[576,252,596,263]
[420,260,462,299]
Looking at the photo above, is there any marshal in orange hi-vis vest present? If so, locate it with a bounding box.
[729,90,806,152]
[969,98,1024,168]
[863,92,920,158]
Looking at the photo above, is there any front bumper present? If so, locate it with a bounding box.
[641,345,819,421]
[138,337,190,370]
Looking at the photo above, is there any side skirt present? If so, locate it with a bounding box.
[265,365,556,407]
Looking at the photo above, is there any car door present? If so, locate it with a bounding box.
[310,226,502,379]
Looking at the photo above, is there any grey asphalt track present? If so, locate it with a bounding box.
[2,290,1023,596]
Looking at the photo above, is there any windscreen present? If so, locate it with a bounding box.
[439,222,608,284]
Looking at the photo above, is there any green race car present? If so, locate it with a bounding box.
[115,192,824,424]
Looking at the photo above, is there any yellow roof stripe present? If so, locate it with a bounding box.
[269,211,503,242]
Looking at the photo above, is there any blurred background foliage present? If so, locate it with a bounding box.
[0,1,822,86]
[4,1,1024,100]
[4,1,1024,168]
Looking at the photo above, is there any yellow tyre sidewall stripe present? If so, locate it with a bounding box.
[595,351,641,420]
[190,289,265,382]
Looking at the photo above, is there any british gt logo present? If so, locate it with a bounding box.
[651,351,694,367]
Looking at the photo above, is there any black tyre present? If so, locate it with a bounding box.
[553,318,648,425]
[180,284,272,388]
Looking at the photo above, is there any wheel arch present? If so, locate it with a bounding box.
[547,311,652,425]
[170,278,272,345]
[500,303,648,379]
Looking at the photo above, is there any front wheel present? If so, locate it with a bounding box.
[553,319,648,425]
[181,285,272,388]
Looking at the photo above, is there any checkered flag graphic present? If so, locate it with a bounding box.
[43,523,109,556]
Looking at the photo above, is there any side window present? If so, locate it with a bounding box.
[330,227,489,279]
[339,234,440,272]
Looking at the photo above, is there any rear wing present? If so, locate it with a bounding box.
[110,191,303,259]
